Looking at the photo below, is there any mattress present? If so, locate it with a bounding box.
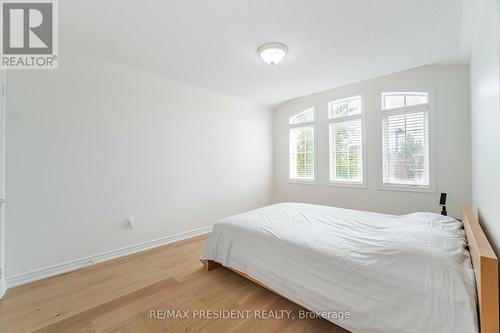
[201,202,478,333]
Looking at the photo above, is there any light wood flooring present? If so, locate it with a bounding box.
[0,235,349,333]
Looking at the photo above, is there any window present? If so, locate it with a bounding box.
[328,96,364,184]
[381,92,431,189]
[382,92,428,110]
[289,108,315,181]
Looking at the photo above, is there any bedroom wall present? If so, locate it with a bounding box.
[274,65,471,219]
[5,50,273,280]
[470,0,500,257]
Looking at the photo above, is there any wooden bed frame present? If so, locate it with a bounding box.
[462,205,499,333]
[203,204,499,333]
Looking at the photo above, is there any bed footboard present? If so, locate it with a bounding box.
[203,260,221,271]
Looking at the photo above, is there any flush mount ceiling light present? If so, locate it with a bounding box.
[258,42,288,65]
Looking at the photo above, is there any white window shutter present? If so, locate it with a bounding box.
[329,119,363,182]
[382,92,430,187]
[289,109,315,181]
[328,96,364,184]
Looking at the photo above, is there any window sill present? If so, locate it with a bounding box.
[327,181,367,189]
[378,184,435,194]
[288,179,317,185]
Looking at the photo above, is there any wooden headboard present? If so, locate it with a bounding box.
[462,205,499,333]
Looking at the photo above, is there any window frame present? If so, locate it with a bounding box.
[378,89,436,193]
[288,107,317,184]
[327,94,367,188]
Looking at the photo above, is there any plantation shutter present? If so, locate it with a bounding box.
[329,119,363,182]
[382,103,429,186]
[289,126,314,179]
[289,108,315,181]
[328,96,364,183]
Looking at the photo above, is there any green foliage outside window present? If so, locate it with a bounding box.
[397,131,424,179]
[295,128,314,177]
[335,126,361,180]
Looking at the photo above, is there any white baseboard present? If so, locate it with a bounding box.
[6,225,212,289]
[0,278,6,299]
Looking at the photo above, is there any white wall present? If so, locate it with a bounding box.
[470,0,500,256]
[274,65,471,218]
[5,50,273,278]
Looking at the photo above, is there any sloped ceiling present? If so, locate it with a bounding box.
[62,0,468,106]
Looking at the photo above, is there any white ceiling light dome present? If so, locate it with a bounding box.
[258,42,288,65]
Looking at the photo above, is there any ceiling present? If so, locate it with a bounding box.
[62,0,468,106]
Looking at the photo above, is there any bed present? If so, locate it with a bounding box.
[201,203,499,333]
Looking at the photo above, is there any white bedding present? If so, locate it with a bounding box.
[201,202,478,333]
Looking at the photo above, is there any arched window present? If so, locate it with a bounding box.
[328,95,364,185]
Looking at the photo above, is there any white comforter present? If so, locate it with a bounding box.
[201,203,478,333]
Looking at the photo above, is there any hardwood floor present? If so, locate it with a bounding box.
[0,235,349,333]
